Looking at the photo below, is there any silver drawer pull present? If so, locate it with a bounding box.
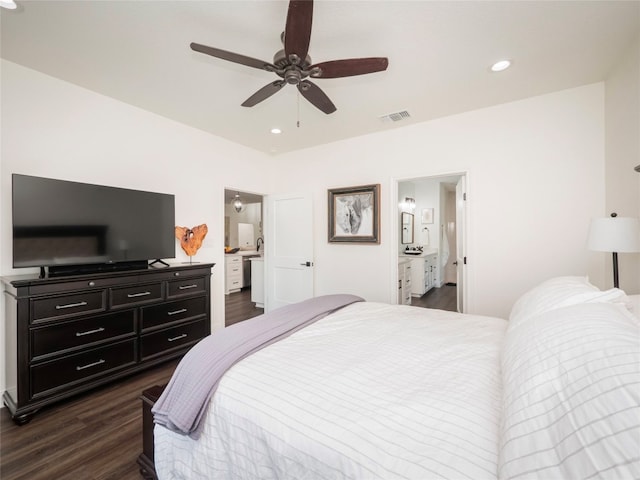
[168,333,187,342]
[76,327,105,337]
[127,291,151,298]
[55,301,88,310]
[167,308,187,316]
[76,359,105,371]
[178,284,198,290]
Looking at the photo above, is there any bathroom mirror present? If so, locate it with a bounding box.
[401,212,414,244]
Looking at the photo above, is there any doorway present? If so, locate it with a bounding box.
[224,188,265,326]
[396,173,467,313]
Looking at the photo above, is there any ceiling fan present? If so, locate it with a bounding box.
[190,0,389,114]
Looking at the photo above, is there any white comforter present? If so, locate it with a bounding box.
[155,302,507,480]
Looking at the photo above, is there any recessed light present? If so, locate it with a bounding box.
[270,128,282,134]
[490,60,512,72]
[0,0,17,9]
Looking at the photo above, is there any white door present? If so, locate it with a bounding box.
[264,193,314,311]
[455,177,466,312]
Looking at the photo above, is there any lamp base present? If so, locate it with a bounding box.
[612,251,619,289]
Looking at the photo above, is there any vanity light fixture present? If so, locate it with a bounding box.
[402,197,416,212]
[0,0,17,9]
[490,60,511,72]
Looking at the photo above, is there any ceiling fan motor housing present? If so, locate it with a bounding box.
[284,69,302,85]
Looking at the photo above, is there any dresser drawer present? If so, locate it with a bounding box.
[31,290,107,324]
[140,296,207,331]
[30,339,136,398]
[110,282,163,308]
[31,310,136,360]
[167,276,206,299]
[140,319,208,361]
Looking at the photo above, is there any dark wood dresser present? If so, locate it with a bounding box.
[2,263,214,424]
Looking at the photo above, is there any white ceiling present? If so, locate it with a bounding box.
[1,1,639,155]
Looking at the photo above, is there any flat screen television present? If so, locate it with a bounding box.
[12,174,175,276]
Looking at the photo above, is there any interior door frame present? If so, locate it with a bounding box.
[391,171,470,312]
[222,186,266,326]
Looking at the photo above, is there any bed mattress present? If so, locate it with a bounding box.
[154,302,507,480]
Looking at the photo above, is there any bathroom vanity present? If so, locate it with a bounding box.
[399,249,439,297]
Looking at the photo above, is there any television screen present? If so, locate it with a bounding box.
[12,174,175,272]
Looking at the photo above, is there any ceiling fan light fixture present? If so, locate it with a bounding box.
[490,59,512,72]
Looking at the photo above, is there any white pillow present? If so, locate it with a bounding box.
[628,295,640,325]
[509,276,630,328]
[499,302,640,480]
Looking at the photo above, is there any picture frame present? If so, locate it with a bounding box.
[328,184,380,243]
[421,208,434,224]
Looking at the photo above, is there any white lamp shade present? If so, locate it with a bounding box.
[587,217,640,253]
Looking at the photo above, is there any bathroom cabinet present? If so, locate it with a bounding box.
[410,253,439,297]
[398,259,412,305]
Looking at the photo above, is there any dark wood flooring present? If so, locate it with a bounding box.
[0,360,178,480]
[225,287,264,327]
[411,284,458,311]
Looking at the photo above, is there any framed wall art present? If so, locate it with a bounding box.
[421,208,434,224]
[328,184,380,243]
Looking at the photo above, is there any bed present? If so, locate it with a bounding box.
[139,277,640,479]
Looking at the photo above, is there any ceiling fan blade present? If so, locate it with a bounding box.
[310,57,389,79]
[297,80,336,114]
[241,81,286,107]
[190,42,276,71]
[284,0,313,65]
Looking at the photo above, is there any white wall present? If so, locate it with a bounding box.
[0,60,275,394]
[271,83,606,319]
[605,36,640,293]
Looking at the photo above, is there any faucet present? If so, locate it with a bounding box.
[256,237,264,251]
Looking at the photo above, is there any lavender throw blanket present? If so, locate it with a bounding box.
[152,294,363,437]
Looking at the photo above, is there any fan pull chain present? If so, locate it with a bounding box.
[297,91,301,128]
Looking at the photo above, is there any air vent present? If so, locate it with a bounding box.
[379,110,411,123]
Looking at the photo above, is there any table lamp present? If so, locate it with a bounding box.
[587,213,640,288]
